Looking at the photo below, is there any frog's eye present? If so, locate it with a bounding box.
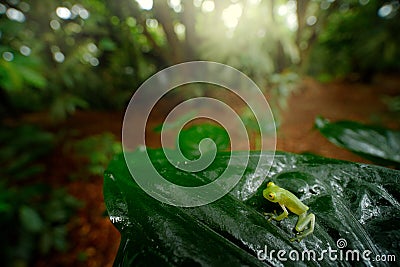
[268,193,275,199]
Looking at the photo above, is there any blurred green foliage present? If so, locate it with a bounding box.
[382,95,400,114]
[2,0,398,120]
[308,0,400,81]
[71,133,122,177]
[0,125,81,267]
[0,0,158,117]
[0,125,54,179]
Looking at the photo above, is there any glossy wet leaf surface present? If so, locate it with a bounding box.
[177,124,230,160]
[315,116,400,167]
[104,148,400,266]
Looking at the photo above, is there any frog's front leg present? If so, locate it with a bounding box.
[270,203,289,221]
[290,212,315,242]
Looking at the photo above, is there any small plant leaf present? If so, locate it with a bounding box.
[19,206,44,233]
[315,116,400,167]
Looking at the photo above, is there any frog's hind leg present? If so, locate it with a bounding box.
[291,213,315,242]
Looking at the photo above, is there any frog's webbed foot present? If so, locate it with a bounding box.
[263,211,278,221]
[290,234,304,242]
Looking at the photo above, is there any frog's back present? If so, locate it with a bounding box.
[282,190,309,215]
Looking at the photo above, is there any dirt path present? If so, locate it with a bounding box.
[29,76,399,266]
[277,76,399,163]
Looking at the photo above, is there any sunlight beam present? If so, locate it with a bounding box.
[221,3,243,29]
[136,0,153,10]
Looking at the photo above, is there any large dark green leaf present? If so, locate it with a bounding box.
[315,116,400,167]
[104,149,400,266]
